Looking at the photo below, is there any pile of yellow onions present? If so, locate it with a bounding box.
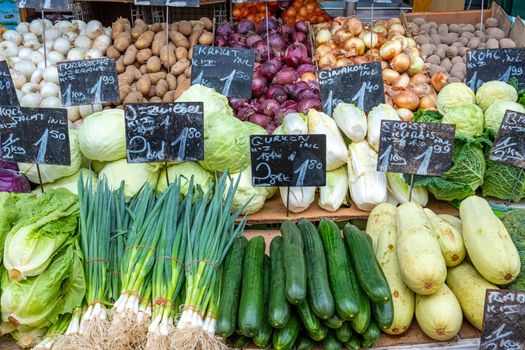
[313,17,437,118]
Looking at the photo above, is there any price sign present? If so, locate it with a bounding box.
[191,46,254,99]
[16,0,69,9]
[377,121,455,176]
[125,102,204,163]
[319,61,384,115]
[489,110,525,169]
[0,61,19,106]
[466,48,525,91]
[480,289,525,350]
[250,134,326,187]
[134,0,199,6]
[57,58,120,107]
[0,107,70,165]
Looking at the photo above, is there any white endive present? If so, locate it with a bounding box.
[367,104,400,152]
[333,103,367,142]
[347,141,387,211]
[387,172,428,206]
[307,109,347,170]
[319,166,348,212]
[282,112,308,134]
[280,187,316,214]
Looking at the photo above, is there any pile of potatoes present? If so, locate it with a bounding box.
[406,17,517,84]
[107,17,213,105]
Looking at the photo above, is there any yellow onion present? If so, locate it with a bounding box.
[316,29,332,45]
[387,18,402,28]
[381,60,389,69]
[391,53,410,73]
[396,108,413,121]
[336,57,353,67]
[407,38,418,48]
[345,17,363,35]
[394,90,420,111]
[372,24,387,35]
[419,94,437,110]
[408,55,425,75]
[410,72,430,85]
[353,56,369,65]
[383,68,400,84]
[333,28,352,44]
[319,53,337,69]
[391,35,409,48]
[362,31,379,49]
[431,71,449,92]
[389,23,405,36]
[413,83,433,97]
[379,39,403,60]
[392,73,410,90]
[315,44,333,58]
[330,24,344,36]
[301,72,317,82]
[342,37,365,56]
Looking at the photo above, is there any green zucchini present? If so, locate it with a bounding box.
[343,224,391,304]
[372,297,394,330]
[362,320,381,344]
[273,314,301,350]
[318,218,360,320]
[297,300,322,334]
[281,221,307,305]
[335,322,353,343]
[344,335,362,350]
[324,313,343,329]
[216,236,247,337]
[306,322,328,341]
[229,334,251,348]
[268,236,290,329]
[238,236,265,337]
[297,219,334,319]
[254,256,273,348]
[323,332,342,350]
[295,335,315,350]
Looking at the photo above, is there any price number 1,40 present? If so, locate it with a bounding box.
[324,81,379,116]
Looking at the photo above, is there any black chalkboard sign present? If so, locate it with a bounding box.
[191,46,254,99]
[250,134,326,187]
[489,110,525,169]
[134,0,199,6]
[125,102,204,163]
[466,48,525,91]
[17,0,69,10]
[0,107,70,165]
[0,61,19,106]
[480,289,525,350]
[57,58,120,107]
[377,121,455,176]
[318,61,385,115]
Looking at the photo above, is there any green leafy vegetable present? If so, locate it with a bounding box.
[412,109,443,123]
[442,103,484,138]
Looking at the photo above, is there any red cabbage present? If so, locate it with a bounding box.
[249,114,270,128]
[266,84,287,103]
[215,35,228,47]
[0,169,30,193]
[237,19,256,35]
[274,67,298,85]
[283,42,309,67]
[280,23,295,39]
[297,98,322,114]
[258,17,279,34]
[217,22,233,38]
[259,99,280,118]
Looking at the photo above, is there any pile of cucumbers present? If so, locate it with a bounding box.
[216,218,393,350]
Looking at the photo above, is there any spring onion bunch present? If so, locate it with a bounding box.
[33,313,71,350]
[173,172,249,350]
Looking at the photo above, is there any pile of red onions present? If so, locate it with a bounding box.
[216,18,322,133]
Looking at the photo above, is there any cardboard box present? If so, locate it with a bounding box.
[429,0,466,12]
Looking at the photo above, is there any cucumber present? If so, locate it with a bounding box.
[297,300,322,334]
[297,219,334,319]
[345,335,362,350]
[372,297,394,330]
[281,221,307,305]
[229,334,251,348]
[306,322,328,341]
[273,314,301,350]
[323,332,342,350]
[254,256,273,348]
[318,218,360,320]
[362,320,381,344]
[343,224,391,304]
[363,338,377,348]
[268,236,290,329]
[295,335,315,350]
[335,322,353,343]
[325,313,343,329]
[238,236,265,337]
[216,236,247,337]
[344,241,371,334]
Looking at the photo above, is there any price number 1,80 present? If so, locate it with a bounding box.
[294,159,322,186]
[171,127,201,160]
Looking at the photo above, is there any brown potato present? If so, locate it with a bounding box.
[175,47,188,60]
[177,21,192,36]
[166,73,177,90]
[500,38,517,48]
[198,31,214,46]
[160,45,176,69]
[136,48,152,64]
[119,85,132,101]
[106,45,120,60]
[169,30,190,49]
[163,90,176,103]
[124,91,143,103]
[132,21,147,40]
[189,28,203,47]
[149,23,164,33]
[116,57,126,73]
[112,17,131,39]
[114,32,131,52]
[118,72,134,86]
[176,73,187,87]
[174,77,190,99]
[136,75,151,95]
[199,17,213,31]
[146,56,162,73]
[123,44,138,65]
[148,85,156,98]
[188,47,193,60]
[171,59,190,76]
[156,79,169,98]
[136,31,155,50]
[150,96,163,103]
[184,66,191,78]
[148,71,167,84]
[152,32,167,56]
[139,64,147,74]
[487,38,499,49]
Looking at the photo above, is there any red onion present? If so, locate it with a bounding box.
[274,67,298,86]
[253,41,270,62]
[278,0,291,10]
[282,100,298,109]
[285,81,310,99]
[266,84,287,103]
[217,22,233,38]
[268,33,286,55]
[297,98,322,114]
[260,60,280,80]
[259,99,280,118]
[251,75,267,97]
[237,105,256,121]
[246,33,263,48]
[283,42,309,67]
[295,21,308,33]
[229,97,248,112]
[258,17,279,34]
[237,19,256,35]
[293,31,307,43]
[280,23,295,38]
[250,114,270,128]
[215,35,228,47]
[298,89,320,101]
[296,63,316,76]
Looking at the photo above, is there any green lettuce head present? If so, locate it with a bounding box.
[442,103,484,137]
[33,168,98,195]
[157,162,213,195]
[176,84,233,118]
[437,83,475,114]
[198,113,251,173]
[225,167,276,214]
[475,80,518,111]
[484,101,525,133]
[99,159,159,200]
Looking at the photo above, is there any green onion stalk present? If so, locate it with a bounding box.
[33,313,72,350]
[146,177,187,349]
[173,172,249,349]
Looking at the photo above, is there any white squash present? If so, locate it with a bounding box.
[424,208,466,267]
